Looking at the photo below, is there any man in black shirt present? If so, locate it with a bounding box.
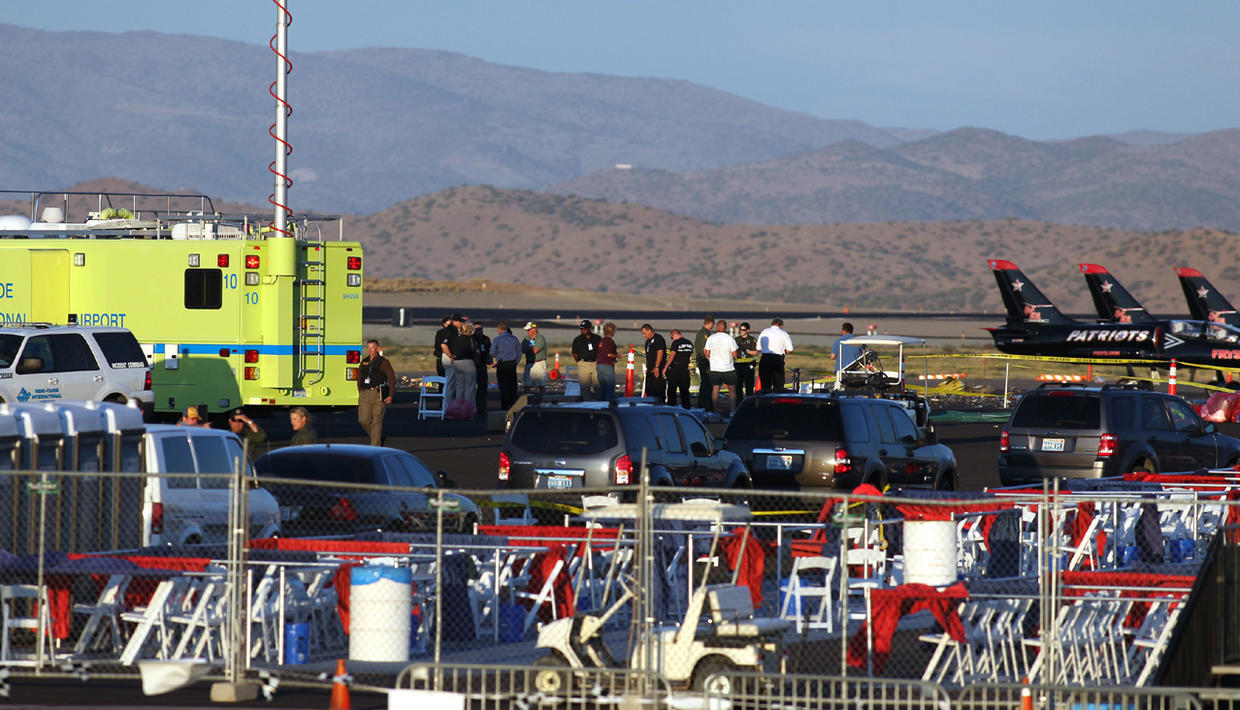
[694,316,715,412]
[472,323,492,417]
[438,313,462,397]
[571,319,602,399]
[433,315,453,377]
[663,328,694,408]
[641,323,666,401]
[357,338,396,446]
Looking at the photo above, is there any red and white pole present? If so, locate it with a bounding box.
[1169,359,1178,396]
[624,346,636,397]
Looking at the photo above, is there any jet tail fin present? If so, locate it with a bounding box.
[1176,267,1239,326]
[988,259,1075,325]
[1079,263,1154,323]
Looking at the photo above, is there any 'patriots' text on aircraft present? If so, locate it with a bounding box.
[987,259,1240,367]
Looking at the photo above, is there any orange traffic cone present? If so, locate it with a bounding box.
[755,371,762,392]
[1020,678,1032,710]
[330,658,351,710]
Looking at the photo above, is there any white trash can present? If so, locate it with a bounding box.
[349,566,412,663]
[902,520,958,586]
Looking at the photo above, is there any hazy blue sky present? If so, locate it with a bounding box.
[9,1,1236,140]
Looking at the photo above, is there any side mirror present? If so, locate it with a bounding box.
[922,429,938,445]
[690,441,711,457]
[436,470,457,488]
[16,357,43,374]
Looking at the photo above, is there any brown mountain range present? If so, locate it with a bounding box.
[6,179,1237,315]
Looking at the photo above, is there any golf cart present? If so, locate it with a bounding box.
[833,334,935,428]
[532,500,788,695]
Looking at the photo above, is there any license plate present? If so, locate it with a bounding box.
[1041,438,1065,452]
[547,475,574,489]
[766,454,793,470]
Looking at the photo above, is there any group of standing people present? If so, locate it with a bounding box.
[433,313,495,416]
[642,316,794,411]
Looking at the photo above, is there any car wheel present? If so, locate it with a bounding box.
[1135,459,1156,475]
[692,655,739,695]
[934,470,957,491]
[531,652,571,695]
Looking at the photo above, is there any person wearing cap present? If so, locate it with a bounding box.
[438,314,462,399]
[693,316,716,412]
[471,322,492,417]
[596,322,619,402]
[491,321,523,411]
[357,338,396,446]
[758,317,794,392]
[663,328,694,408]
[571,319,602,400]
[227,408,268,450]
[733,322,759,401]
[179,405,209,427]
[522,322,547,393]
[640,323,666,401]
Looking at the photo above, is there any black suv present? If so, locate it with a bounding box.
[723,392,958,491]
[998,383,1240,485]
[498,399,751,490]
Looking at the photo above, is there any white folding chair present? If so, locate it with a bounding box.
[168,577,229,662]
[418,376,447,420]
[780,555,837,633]
[515,558,564,633]
[1,584,56,665]
[72,574,131,656]
[490,493,536,525]
[119,578,188,666]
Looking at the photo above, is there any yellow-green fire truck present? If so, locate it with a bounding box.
[0,189,364,418]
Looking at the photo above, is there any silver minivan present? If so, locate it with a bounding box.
[0,324,152,414]
[142,424,280,546]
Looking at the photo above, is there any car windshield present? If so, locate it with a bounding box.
[0,335,21,368]
[511,410,618,454]
[256,452,376,485]
[725,399,840,441]
[1011,394,1101,429]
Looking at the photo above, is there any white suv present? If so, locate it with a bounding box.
[0,324,152,414]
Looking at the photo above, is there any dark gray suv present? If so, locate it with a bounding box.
[723,392,957,491]
[998,383,1240,485]
[498,399,751,490]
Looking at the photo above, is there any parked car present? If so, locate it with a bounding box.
[998,382,1240,485]
[722,392,957,491]
[499,399,751,490]
[142,424,281,546]
[253,444,479,536]
[0,324,152,414]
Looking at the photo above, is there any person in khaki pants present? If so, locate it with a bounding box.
[357,339,395,446]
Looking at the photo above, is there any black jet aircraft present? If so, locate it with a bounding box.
[1079,263,1155,324]
[986,259,1240,367]
[1176,267,1240,328]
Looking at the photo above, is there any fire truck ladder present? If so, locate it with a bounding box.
[298,243,326,386]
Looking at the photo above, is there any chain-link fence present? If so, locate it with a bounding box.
[0,458,1239,705]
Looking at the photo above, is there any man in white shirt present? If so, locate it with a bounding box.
[757,317,793,392]
[704,319,740,412]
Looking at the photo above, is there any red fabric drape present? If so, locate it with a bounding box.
[333,562,360,634]
[521,544,574,622]
[847,582,969,673]
[722,528,766,608]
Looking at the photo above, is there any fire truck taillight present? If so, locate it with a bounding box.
[347,257,361,270]
[346,368,358,381]
[217,254,229,268]
[245,272,260,286]
[346,350,361,364]
[346,274,361,287]
[244,350,259,363]
[244,367,259,381]
[245,255,260,269]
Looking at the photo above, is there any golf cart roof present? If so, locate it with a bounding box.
[841,335,926,346]
[582,501,751,523]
